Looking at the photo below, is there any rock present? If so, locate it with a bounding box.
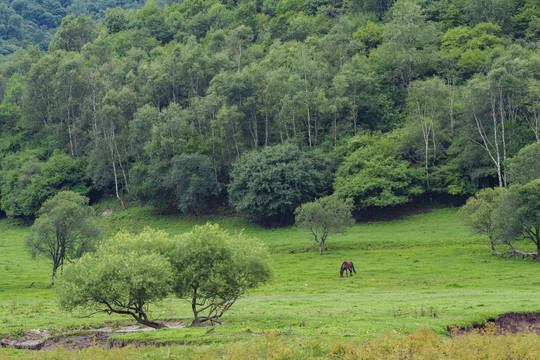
[101,208,113,217]
[16,340,44,350]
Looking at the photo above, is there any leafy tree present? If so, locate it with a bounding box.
[377,0,437,92]
[493,179,540,261]
[352,21,383,52]
[0,151,89,220]
[26,191,102,283]
[170,223,271,325]
[0,72,25,135]
[48,15,97,52]
[458,187,505,251]
[334,133,424,210]
[228,143,321,222]
[440,23,503,77]
[295,195,355,255]
[162,153,219,215]
[402,77,451,194]
[505,141,540,186]
[57,228,173,329]
[104,7,129,34]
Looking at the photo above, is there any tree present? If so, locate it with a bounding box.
[334,133,424,210]
[162,153,219,215]
[48,15,97,52]
[458,187,506,251]
[493,179,540,261]
[228,143,321,223]
[26,191,102,284]
[57,229,173,329]
[377,0,437,92]
[505,141,540,186]
[403,77,450,194]
[170,223,271,325]
[295,195,355,255]
[0,151,89,220]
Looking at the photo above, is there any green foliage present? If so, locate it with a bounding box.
[352,21,383,51]
[441,23,503,76]
[104,7,129,34]
[57,228,173,329]
[48,15,97,52]
[458,187,505,250]
[295,195,354,255]
[26,191,102,283]
[0,151,89,219]
[170,223,271,325]
[493,179,540,260]
[229,143,321,221]
[0,0,538,222]
[506,141,540,185]
[334,133,424,209]
[163,153,219,214]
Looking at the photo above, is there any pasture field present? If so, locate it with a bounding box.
[1,205,539,358]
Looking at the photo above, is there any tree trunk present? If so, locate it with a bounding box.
[319,242,324,255]
[536,239,540,263]
[132,316,167,329]
[191,287,201,326]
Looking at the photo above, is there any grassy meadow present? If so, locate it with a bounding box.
[1,205,540,358]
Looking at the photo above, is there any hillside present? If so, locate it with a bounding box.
[1,0,538,225]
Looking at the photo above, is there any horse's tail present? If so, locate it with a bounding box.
[351,262,356,274]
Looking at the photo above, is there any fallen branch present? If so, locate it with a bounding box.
[492,249,537,260]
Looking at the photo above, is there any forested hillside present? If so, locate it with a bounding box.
[0,0,539,222]
[0,0,161,54]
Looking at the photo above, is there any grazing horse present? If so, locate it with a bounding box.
[340,260,356,277]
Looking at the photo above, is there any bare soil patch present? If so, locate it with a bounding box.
[450,312,540,336]
[0,322,185,351]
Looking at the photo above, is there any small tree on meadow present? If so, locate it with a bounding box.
[458,187,505,251]
[295,195,355,255]
[57,228,174,329]
[26,191,101,284]
[493,179,540,261]
[170,223,271,326]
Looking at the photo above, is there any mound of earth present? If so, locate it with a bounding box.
[451,312,540,336]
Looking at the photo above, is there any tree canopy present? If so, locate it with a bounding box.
[228,143,321,222]
[26,191,101,283]
[57,228,173,329]
[493,179,540,261]
[170,223,271,325]
[295,195,355,255]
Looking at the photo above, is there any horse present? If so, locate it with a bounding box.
[340,260,356,277]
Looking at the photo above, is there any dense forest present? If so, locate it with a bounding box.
[0,0,165,55]
[0,0,539,223]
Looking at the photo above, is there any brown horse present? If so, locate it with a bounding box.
[340,260,356,277]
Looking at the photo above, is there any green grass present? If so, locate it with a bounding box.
[1,205,539,357]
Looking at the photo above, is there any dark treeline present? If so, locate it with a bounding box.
[0,0,539,222]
